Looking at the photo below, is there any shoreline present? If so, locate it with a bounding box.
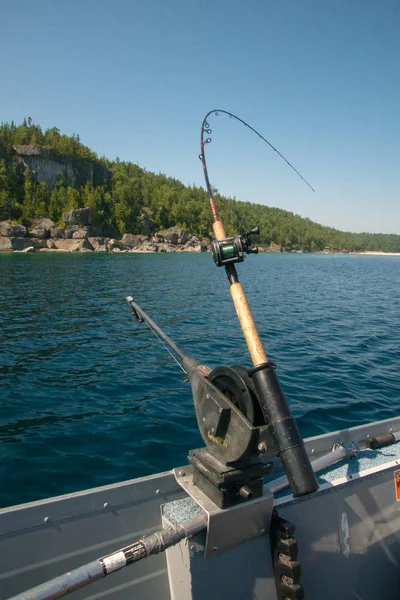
[3,247,400,256]
[350,251,400,256]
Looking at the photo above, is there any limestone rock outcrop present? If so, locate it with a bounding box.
[0,221,27,237]
[13,146,111,191]
[121,234,148,248]
[63,208,93,227]
[1,216,209,254]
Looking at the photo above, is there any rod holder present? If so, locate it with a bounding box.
[249,362,319,497]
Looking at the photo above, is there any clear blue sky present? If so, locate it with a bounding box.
[1,0,399,234]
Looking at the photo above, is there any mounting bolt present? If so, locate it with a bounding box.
[258,441,267,454]
[261,529,266,534]
[103,502,109,508]
[239,486,254,500]
[44,516,51,524]
[179,470,186,477]
[190,545,195,551]
[156,489,161,495]
[212,546,218,552]
[311,448,315,454]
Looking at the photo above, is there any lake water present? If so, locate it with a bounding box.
[0,252,399,508]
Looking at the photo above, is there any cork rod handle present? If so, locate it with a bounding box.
[212,220,267,367]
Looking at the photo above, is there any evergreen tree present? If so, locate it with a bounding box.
[0,118,399,251]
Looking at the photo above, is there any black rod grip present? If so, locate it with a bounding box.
[250,362,319,497]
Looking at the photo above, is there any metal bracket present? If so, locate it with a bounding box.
[174,465,274,558]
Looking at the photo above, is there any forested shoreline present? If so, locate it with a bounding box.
[1,119,399,252]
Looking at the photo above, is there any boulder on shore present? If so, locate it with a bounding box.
[121,233,149,248]
[1,237,33,251]
[158,243,179,252]
[107,238,125,251]
[178,230,191,245]
[50,227,65,239]
[129,240,158,252]
[63,208,92,227]
[32,217,55,229]
[72,228,90,239]
[31,238,49,249]
[88,237,106,249]
[153,227,180,245]
[0,221,27,237]
[29,225,51,239]
[0,237,12,250]
[52,238,94,251]
[70,239,93,252]
[153,227,191,246]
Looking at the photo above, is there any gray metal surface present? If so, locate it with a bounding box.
[1,416,399,600]
[278,462,400,600]
[173,465,274,557]
[303,415,400,457]
[0,471,184,600]
[163,515,278,600]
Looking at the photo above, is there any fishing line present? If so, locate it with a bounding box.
[142,319,187,374]
[199,109,315,224]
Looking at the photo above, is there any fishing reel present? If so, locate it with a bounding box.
[211,227,260,267]
[183,359,275,509]
[207,365,267,428]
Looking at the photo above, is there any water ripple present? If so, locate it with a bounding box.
[0,252,399,507]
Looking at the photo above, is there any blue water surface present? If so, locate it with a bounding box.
[0,252,399,508]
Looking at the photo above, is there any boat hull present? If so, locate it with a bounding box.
[1,416,399,600]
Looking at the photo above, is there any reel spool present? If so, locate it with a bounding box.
[211,228,260,267]
[207,365,267,427]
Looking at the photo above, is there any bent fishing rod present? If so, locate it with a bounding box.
[199,109,318,497]
[199,109,314,366]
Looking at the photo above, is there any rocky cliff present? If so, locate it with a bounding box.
[13,145,111,189]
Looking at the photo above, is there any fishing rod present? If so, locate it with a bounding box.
[199,109,314,365]
[199,109,319,497]
[127,296,187,374]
